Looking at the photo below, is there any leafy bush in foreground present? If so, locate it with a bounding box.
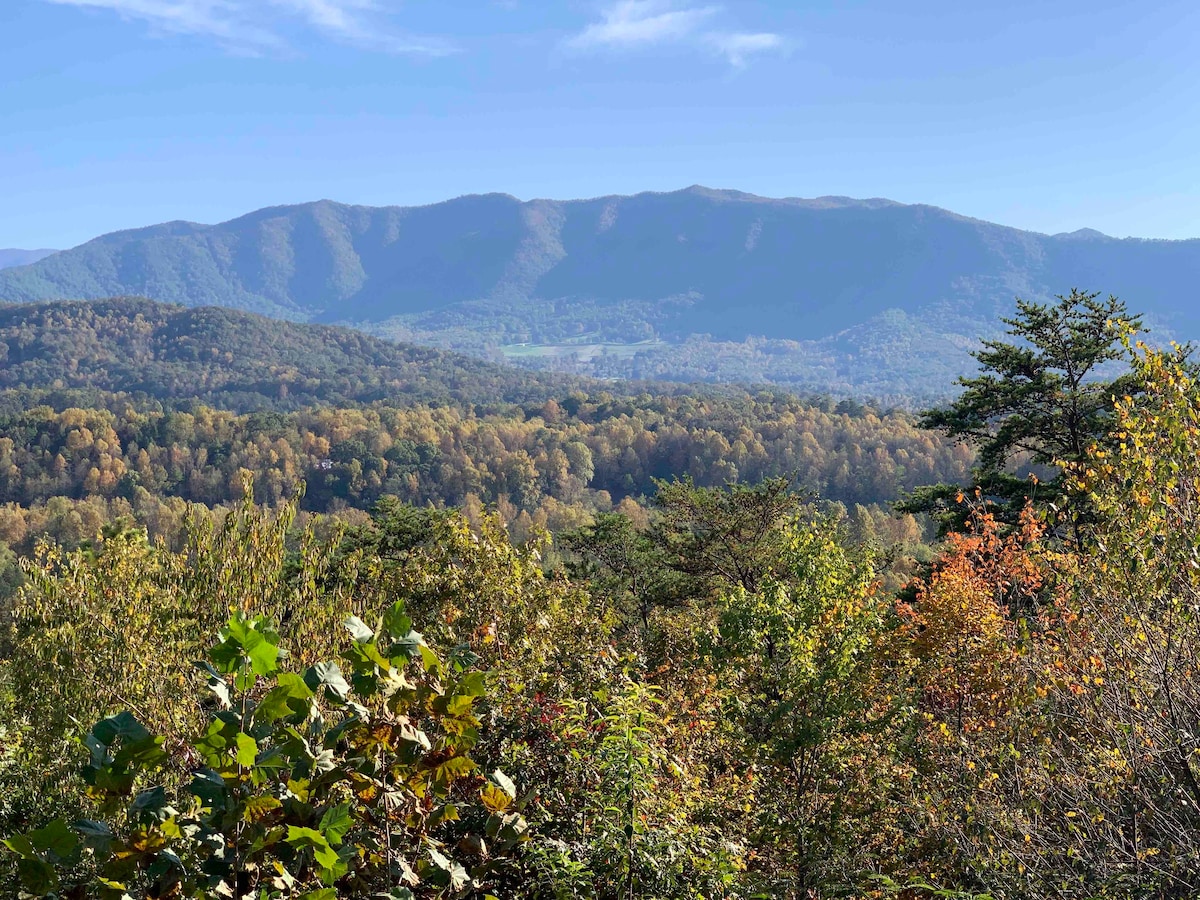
[5,605,527,898]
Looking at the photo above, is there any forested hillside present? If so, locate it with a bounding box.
[5,297,1200,897]
[6,188,1200,396]
[0,297,581,410]
[0,296,963,570]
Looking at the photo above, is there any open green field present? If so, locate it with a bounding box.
[500,339,669,362]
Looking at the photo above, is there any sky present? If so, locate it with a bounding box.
[2,0,1200,248]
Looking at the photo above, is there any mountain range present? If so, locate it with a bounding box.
[3,187,1198,400]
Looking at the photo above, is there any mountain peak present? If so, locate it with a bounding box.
[1054,227,1112,241]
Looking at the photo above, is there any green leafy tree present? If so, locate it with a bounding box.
[1005,343,1200,895]
[717,517,899,894]
[653,476,806,596]
[560,513,682,636]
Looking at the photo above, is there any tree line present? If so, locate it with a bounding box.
[0,389,959,557]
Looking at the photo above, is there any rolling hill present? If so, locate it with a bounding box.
[3,187,1197,399]
[0,297,584,412]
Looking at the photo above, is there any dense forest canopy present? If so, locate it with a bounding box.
[0,297,963,561]
[0,297,586,410]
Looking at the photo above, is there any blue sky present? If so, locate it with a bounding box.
[3,0,1199,248]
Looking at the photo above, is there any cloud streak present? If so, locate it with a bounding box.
[42,0,455,55]
[707,30,784,67]
[567,1,785,66]
[568,1,718,50]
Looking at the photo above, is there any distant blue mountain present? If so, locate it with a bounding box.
[0,249,57,270]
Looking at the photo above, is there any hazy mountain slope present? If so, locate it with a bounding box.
[0,297,583,411]
[0,249,58,270]
[0,197,546,320]
[3,188,1197,398]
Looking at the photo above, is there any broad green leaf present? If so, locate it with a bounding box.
[209,636,244,674]
[159,818,183,840]
[286,826,329,850]
[443,694,476,716]
[235,733,259,767]
[276,671,315,697]
[251,747,287,776]
[147,847,184,879]
[255,687,298,724]
[129,786,171,821]
[74,819,114,853]
[27,818,80,858]
[304,661,352,701]
[417,644,442,675]
[318,803,352,846]
[112,734,169,771]
[313,841,343,873]
[344,615,374,642]
[242,629,281,676]
[2,833,36,858]
[256,675,312,723]
[15,856,58,894]
[216,614,281,676]
[383,601,412,639]
[91,711,151,748]
[189,768,228,805]
[391,629,426,661]
[456,671,487,698]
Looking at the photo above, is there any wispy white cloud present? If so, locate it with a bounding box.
[566,1,785,66]
[44,0,266,45]
[706,30,784,67]
[567,0,718,50]
[267,0,454,54]
[42,0,455,55]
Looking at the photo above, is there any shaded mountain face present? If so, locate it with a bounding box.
[0,249,58,270]
[2,188,1197,399]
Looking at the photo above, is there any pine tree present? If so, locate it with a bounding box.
[901,289,1144,541]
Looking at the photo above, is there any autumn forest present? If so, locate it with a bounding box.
[3,291,1200,899]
